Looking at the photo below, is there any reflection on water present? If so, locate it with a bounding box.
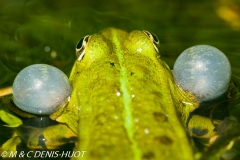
[0,95,75,160]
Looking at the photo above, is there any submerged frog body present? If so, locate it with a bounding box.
[50,28,199,160]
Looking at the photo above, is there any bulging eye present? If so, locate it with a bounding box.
[76,35,90,61]
[172,45,231,102]
[12,64,72,115]
[143,30,160,53]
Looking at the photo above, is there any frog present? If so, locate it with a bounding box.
[48,27,216,160]
[1,27,229,160]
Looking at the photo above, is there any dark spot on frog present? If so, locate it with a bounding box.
[191,128,208,137]
[153,112,168,122]
[110,62,115,67]
[130,72,134,76]
[142,151,155,159]
[155,136,173,145]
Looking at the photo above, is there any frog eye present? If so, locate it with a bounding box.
[76,35,91,61]
[12,64,72,115]
[172,45,231,102]
[143,30,160,53]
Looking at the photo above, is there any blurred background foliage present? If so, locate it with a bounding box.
[0,0,239,88]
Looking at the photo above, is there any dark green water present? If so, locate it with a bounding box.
[0,0,240,88]
[0,0,240,159]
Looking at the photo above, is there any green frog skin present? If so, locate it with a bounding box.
[51,28,199,160]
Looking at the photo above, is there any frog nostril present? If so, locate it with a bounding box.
[12,64,72,115]
[172,45,231,102]
[110,62,115,67]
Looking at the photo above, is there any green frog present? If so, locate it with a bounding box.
[1,28,225,160]
[49,27,206,160]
